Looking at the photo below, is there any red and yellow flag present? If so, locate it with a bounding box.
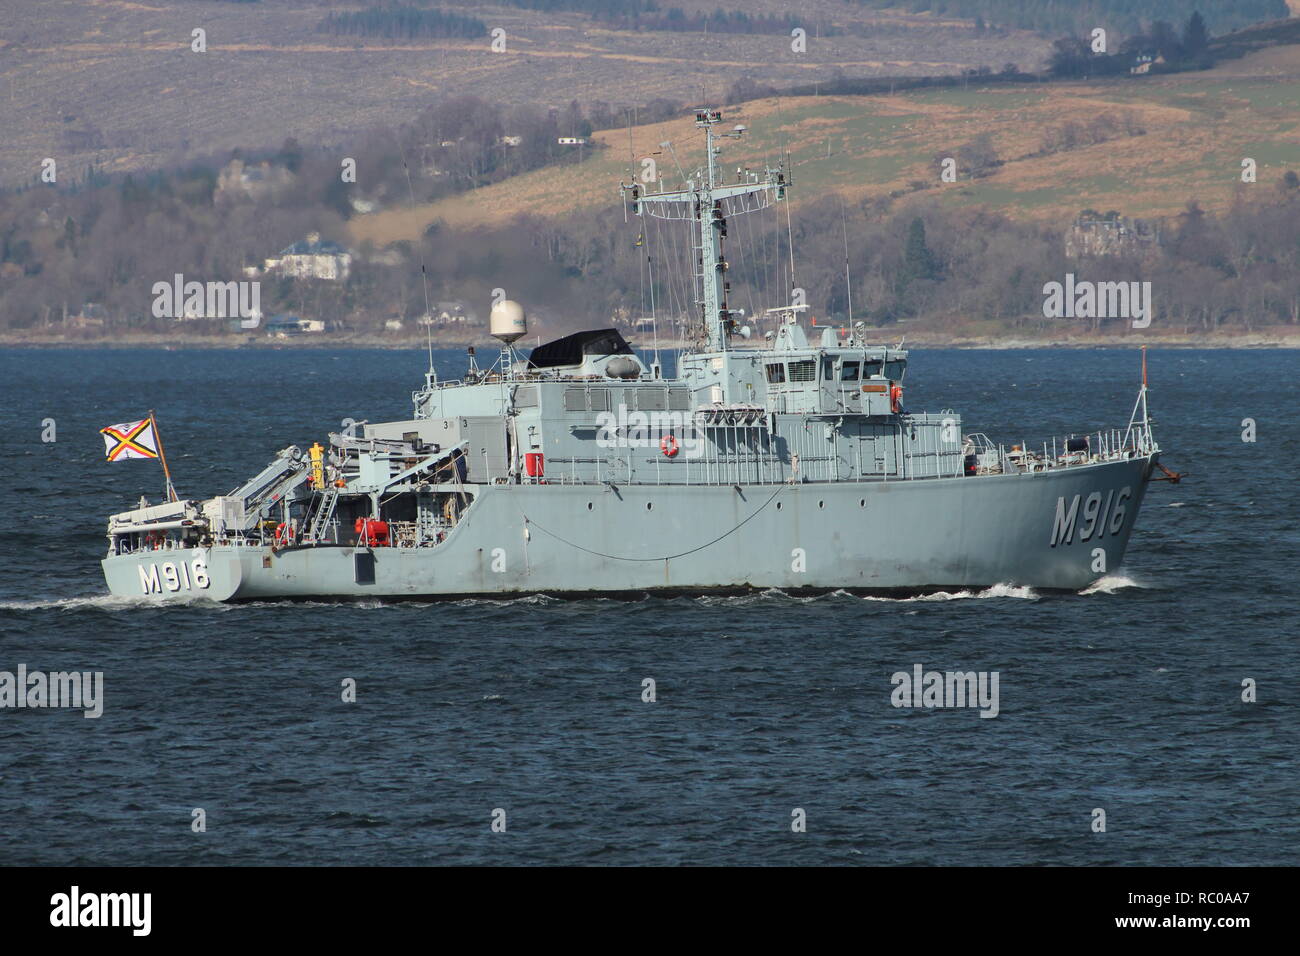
[100,419,159,462]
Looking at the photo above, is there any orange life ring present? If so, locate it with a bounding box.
[889,383,904,414]
[660,434,680,458]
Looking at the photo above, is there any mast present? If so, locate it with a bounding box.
[148,409,178,503]
[622,108,787,352]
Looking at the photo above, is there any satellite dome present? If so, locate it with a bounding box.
[490,299,527,344]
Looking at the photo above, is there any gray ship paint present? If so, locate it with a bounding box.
[100,110,1166,602]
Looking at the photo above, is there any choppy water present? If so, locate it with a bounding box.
[0,347,1296,865]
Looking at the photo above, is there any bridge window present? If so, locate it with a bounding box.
[840,361,860,381]
[864,360,883,378]
[789,360,816,382]
[765,363,786,384]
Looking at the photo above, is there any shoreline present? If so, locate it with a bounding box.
[3,331,1299,350]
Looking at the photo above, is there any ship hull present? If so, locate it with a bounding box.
[102,455,1155,602]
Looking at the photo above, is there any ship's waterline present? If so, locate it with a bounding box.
[104,455,1154,600]
[98,109,1170,602]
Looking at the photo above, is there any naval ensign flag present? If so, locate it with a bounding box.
[100,411,178,502]
[99,419,159,461]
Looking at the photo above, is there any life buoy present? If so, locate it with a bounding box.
[889,383,904,414]
[660,434,680,458]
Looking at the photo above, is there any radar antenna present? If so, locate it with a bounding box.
[621,109,788,352]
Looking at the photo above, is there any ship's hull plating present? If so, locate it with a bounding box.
[102,455,1156,601]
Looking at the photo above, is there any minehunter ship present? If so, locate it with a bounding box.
[102,109,1174,602]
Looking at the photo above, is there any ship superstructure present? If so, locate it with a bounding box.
[101,110,1167,602]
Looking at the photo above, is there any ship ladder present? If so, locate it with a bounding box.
[305,485,341,544]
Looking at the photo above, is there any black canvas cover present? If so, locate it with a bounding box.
[528,329,634,369]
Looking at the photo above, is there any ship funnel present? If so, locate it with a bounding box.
[490,299,527,344]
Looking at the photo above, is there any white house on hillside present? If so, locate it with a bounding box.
[263,233,353,281]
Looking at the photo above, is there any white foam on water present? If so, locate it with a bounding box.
[977,582,1038,600]
[862,583,1038,603]
[452,593,562,608]
[0,593,177,611]
[1079,574,1146,595]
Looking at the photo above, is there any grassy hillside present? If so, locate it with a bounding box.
[351,42,1300,245]
[0,0,1044,189]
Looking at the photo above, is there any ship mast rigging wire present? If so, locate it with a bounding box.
[841,198,854,324]
[775,98,798,298]
[396,133,435,380]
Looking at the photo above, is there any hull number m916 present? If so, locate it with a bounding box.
[138,556,210,594]
[1050,486,1131,547]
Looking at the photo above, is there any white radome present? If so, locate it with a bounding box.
[490,299,527,344]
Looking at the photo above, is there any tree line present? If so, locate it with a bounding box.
[613,9,826,35]
[319,1,821,39]
[4,131,1298,338]
[846,0,1287,37]
[7,6,1300,340]
[1048,11,1212,77]
[317,6,487,40]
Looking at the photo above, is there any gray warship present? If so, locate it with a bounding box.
[101,109,1172,602]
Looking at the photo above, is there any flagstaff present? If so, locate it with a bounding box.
[99,413,175,503]
[149,410,178,503]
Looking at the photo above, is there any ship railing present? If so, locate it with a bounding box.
[1121,379,1157,455]
[995,425,1156,475]
[110,534,193,556]
[897,413,966,480]
[526,416,1150,487]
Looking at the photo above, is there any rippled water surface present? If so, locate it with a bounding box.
[0,347,1296,865]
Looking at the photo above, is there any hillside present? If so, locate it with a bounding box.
[351,41,1300,244]
[0,0,1045,189]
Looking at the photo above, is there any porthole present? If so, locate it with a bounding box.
[587,502,593,511]
[775,501,782,510]
[818,500,825,509]
[646,502,653,511]
[859,498,866,508]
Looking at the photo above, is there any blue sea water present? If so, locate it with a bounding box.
[0,346,1296,866]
